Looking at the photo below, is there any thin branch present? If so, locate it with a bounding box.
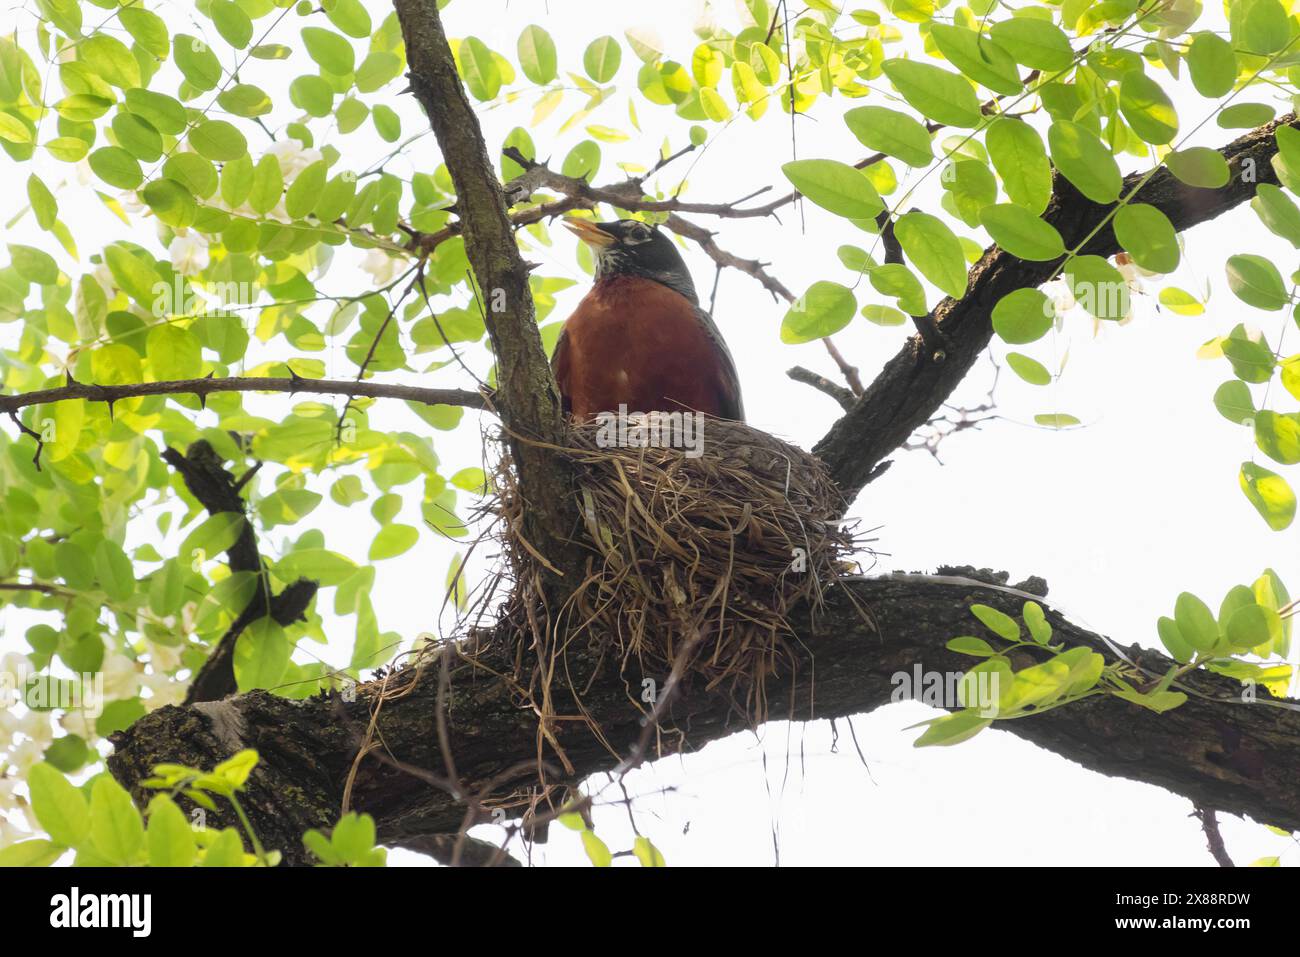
[1193,805,1236,867]
[786,366,856,411]
[0,375,486,419]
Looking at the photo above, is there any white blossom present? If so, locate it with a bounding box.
[169,232,210,276]
[361,247,404,286]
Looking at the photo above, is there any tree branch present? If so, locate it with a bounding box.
[161,440,318,704]
[394,0,576,578]
[0,375,486,419]
[813,113,1299,503]
[108,570,1300,864]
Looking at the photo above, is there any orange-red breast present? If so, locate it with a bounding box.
[552,219,744,421]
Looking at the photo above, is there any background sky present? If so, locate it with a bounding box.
[1,0,1298,866]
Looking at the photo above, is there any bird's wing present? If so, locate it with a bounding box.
[695,306,745,422]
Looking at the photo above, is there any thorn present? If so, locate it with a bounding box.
[287,366,303,394]
[105,398,115,421]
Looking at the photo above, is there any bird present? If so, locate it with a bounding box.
[552,218,745,422]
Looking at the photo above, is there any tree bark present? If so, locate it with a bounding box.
[108,570,1300,865]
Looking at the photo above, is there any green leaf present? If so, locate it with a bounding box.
[928,24,1021,96]
[1174,592,1219,652]
[971,603,1019,641]
[1226,254,1288,311]
[869,263,928,316]
[80,34,140,89]
[302,27,355,76]
[147,325,203,380]
[1119,71,1179,144]
[1241,462,1296,530]
[175,34,222,91]
[1023,601,1052,644]
[146,795,197,867]
[1165,147,1230,189]
[1113,203,1180,273]
[124,89,187,136]
[947,636,996,657]
[249,154,284,214]
[979,204,1064,260]
[894,211,967,297]
[0,111,32,144]
[991,288,1052,344]
[325,0,371,38]
[985,117,1051,213]
[373,104,400,142]
[458,36,501,100]
[210,0,253,49]
[1034,413,1080,429]
[104,245,160,304]
[781,159,883,219]
[1217,102,1275,129]
[1255,410,1300,465]
[843,106,932,168]
[881,58,981,128]
[1213,380,1255,424]
[277,548,357,585]
[120,8,170,58]
[1006,352,1051,385]
[633,836,666,867]
[88,146,142,189]
[0,840,64,867]
[781,281,855,343]
[1231,0,1291,55]
[989,17,1074,72]
[1048,120,1121,204]
[561,140,601,181]
[1187,31,1238,98]
[1226,604,1283,654]
[369,523,419,560]
[94,539,134,602]
[285,159,328,220]
[27,174,56,230]
[1223,325,1277,382]
[518,25,557,84]
[913,709,992,747]
[584,36,622,83]
[1157,616,1194,664]
[1063,254,1128,322]
[290,74,334,116]
[89,775,146,865]
[28,763,90,848]
[1251,184,1300,248]
[581,829,613,866]
[217,83,273,118]
[190,120,248,162]
[234,617,292,691]
[9,244,58,284]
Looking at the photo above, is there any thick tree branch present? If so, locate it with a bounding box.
[394,0,575,577]
[814,114,1299,503]
[109,570,1300,864]
[161,441,318,704]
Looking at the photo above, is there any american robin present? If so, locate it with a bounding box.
[553,219,745,421]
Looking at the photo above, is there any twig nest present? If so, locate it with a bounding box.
[493,415,866,723]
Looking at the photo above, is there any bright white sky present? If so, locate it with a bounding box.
[1,0,1298,866]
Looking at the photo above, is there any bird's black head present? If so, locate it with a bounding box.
[564,218,698,304]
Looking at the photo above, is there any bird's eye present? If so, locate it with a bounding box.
[626,223,653,244]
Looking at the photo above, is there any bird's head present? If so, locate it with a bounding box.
[564,218,698,304]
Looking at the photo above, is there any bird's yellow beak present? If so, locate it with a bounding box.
[564,218,616,248]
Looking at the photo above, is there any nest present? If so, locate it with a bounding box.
[486,416,869,734]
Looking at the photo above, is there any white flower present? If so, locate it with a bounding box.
[169,232,210,276]
[59,708,97,741]
[140,671,187,710]
[144,639,182,675]
[120,190,146,215]
[266,138,323,182]
[361,247,404,286]
[101,652,141,701]
[7,736,47,775]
